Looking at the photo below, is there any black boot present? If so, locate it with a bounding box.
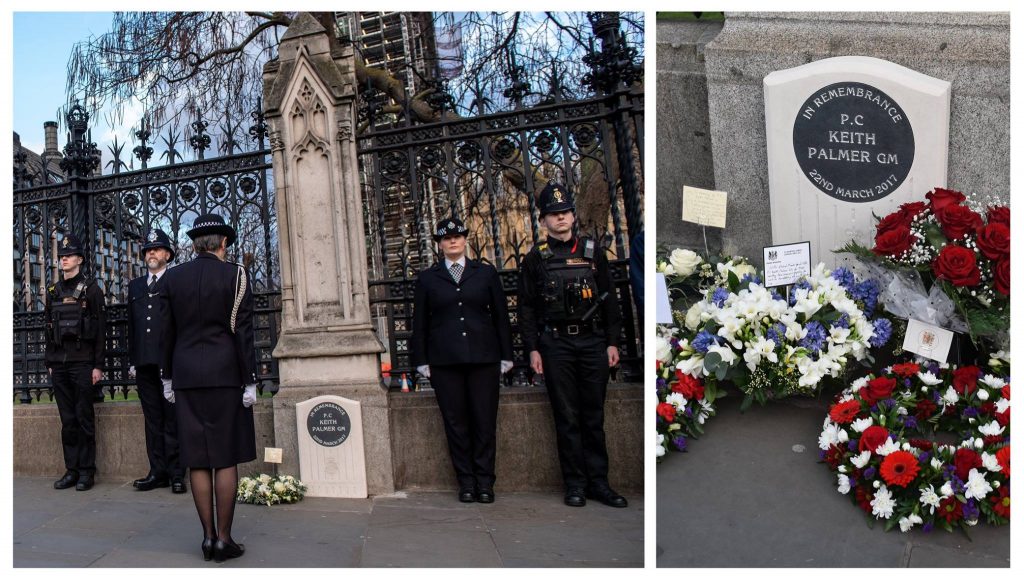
[54,470,78,490]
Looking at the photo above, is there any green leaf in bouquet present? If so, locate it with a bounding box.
[883,518,897,532]
[727,270,740,293]
[923,222,948,252]
[705,381,719,403]
[835,240,878,261]
[966,307,1009,339]
[704,351,722,369]
[739,393,754,413]
[715,364,728,381]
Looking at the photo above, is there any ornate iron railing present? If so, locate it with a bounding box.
[13,103,281,403]
[357,15,645,387]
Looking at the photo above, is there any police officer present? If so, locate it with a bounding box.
[128,229,186,493]
[45,234,106,491]
[161,213,257,562]
[518,182,627,508]
[411,217,514,503]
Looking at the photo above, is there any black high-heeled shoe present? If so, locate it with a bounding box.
[212,539,245,563]
[201,538,214,561]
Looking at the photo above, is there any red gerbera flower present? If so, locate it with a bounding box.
[829,400,862,425]
[657,402,676,422]
[880,450,920,487]
[938,496,963,524]
[990,487,1010,519]
[1001,384,1010,400]
[891,362,921,377]
[995,446,1010,477]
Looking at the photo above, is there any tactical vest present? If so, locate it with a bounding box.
[538,237,600,323]
[48,278,95,346]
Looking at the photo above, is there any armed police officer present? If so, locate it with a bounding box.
[128,229,186,493]
[518,182,627,508]
[45,234,106,491]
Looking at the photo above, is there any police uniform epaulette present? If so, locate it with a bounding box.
[537,242,554,259]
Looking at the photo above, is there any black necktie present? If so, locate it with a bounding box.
[148,274,157,291]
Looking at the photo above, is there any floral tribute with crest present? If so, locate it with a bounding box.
[819,357,1010,533]
[839,187,1009,349]
[654,249,895,458]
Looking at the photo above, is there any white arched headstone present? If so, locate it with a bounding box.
[764,56,951,267]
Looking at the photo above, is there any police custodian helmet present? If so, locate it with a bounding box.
[141,229,176,262]
[57,234,85,258]
[538,182,575,216]
[433,217,469,241]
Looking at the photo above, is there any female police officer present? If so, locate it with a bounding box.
[411,217,513,503]
[160,214,258,562]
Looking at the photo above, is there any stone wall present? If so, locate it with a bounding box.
[656,20,724,253]
[701,12,1010,264]
[389,383,644,492]
[12,401,277,481]
[13,384,643,492]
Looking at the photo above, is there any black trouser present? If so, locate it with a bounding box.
[431,363,501,490]
[136,364,184,480]
[51,361,97,476]
[538,331,610,489]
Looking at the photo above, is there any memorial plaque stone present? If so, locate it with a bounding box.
[764,56,951,267]
[295,395,368,498]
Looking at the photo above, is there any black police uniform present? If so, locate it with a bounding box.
[517,183,626,507]
[127,229,184,490]
[411,218,513,501]
[161,220,257,469]
[44,235,106,490]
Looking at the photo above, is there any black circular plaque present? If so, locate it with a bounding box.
[793,81,914,203]
[306,402,351,447]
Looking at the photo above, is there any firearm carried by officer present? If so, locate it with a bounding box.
[517,182,627,509]
[45,234,106,492]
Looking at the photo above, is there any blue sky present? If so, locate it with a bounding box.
[14,12,115,154]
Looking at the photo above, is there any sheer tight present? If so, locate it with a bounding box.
[189,466,239,542]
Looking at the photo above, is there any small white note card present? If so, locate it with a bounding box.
[655,273,673,324]
[682,186,728,228]
[763,241,811,288]
[264,447,283,464]
[902,319,954,364]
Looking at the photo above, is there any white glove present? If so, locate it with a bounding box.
[416,365,431,379]
[161,379,174,403]
[128,365,136,378]
[500,360,513,374]
[242,384,259,408]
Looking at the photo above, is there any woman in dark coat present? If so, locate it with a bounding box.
[161,214,258,562]
[411,217,514,503]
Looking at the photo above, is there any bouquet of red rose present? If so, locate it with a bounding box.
[839,187,1009,347]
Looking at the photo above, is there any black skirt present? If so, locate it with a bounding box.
[175,387,256,469]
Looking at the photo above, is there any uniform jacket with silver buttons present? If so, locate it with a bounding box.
[411,259,513,367]
[127,271,168,368]
[160,253,258,389]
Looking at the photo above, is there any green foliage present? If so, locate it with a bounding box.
[835,240,878,261]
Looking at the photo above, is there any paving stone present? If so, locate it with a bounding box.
[13,480,643,567]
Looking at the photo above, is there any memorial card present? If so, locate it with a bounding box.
[763,241,811,288]
[902,319,954,364]
[655,273,672,324]
[682,186,728,228]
